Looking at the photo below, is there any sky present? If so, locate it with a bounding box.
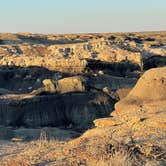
[0,0,166,34]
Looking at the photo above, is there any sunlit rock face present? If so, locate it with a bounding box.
[0,32,166,75]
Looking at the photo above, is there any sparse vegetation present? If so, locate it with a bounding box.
[0,32,166,165]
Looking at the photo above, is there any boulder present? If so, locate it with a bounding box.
[57,76,85,94]
[42,79,56,93]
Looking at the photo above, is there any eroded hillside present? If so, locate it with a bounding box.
[0,32,165,166]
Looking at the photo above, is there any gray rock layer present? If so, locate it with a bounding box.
[0,92,114,129]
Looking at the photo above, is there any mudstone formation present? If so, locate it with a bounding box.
[0,32,165,165]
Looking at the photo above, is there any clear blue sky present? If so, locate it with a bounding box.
[0,0,166,34]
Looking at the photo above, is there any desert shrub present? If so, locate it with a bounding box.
[89,147,142,166]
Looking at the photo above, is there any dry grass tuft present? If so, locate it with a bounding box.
[89,150,139,166]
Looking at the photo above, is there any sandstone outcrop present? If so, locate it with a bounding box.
[42,79,56,93]
[57,76,85,94]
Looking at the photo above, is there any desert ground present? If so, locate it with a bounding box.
[0,32,165,166]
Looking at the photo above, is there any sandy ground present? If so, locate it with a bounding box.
[0,141,28,160]
[0,140,69,165]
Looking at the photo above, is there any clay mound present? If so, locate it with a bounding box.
[64,67,166,164]
[128,67,166,101]
[115,67,166,115]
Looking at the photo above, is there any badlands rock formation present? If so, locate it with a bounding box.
[65,67,166,165]
[0,91,114,129]
[0,32,166,165]
[0,32,166,74]
[0,32,165,131]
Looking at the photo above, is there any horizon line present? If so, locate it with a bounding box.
[0,30,166,35]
